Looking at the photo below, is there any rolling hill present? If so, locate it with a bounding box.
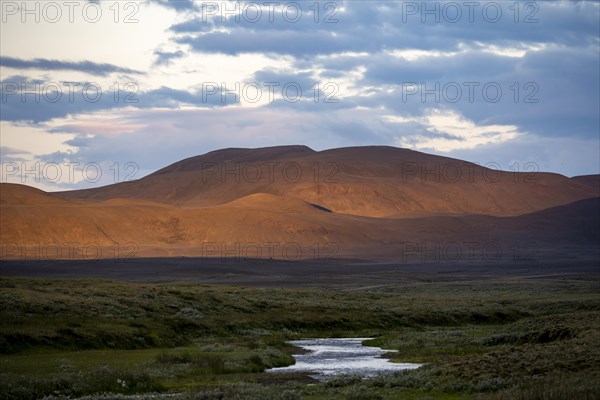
[1,146,598,260]
[52,145,598,218]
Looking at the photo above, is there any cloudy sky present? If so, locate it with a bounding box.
[1,0,599,190]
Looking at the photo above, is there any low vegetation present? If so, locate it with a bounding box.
[1,275,599,399]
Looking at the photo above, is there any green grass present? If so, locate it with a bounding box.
[1,277,599,399]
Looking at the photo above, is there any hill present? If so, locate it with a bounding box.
[52,146,599,218]
[1,165,598,261]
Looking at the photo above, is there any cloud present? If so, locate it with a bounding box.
[170,1,600,57]
[0,80,235,123]
[448,135,600,178]
[0,146,32,162]
[153,50,185,66]
[386,109,521,152]
[150,0,197,11]
[0,77,127,123]
[0,57,143,76]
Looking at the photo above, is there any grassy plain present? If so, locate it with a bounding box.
[1,273,599,399]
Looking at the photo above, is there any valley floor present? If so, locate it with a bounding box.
[0,261,599,399]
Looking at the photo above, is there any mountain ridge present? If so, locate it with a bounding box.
[50,145,599,218]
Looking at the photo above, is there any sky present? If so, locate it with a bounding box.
[0,0,599,191]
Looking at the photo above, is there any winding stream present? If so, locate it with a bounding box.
[268,338,421,379]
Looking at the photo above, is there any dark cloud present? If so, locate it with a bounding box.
[177,29,358,57]
[153,50,185,66]
[0,80,234,123]
[247,37,599,142]
[0,77,127,122]
[0,57,143,76]
[171,1,599,57]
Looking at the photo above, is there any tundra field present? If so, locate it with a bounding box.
[1,260,599,400]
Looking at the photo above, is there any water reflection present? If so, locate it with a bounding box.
[268,338,421,379]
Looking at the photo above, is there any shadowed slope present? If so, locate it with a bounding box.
[572,174,600,194]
